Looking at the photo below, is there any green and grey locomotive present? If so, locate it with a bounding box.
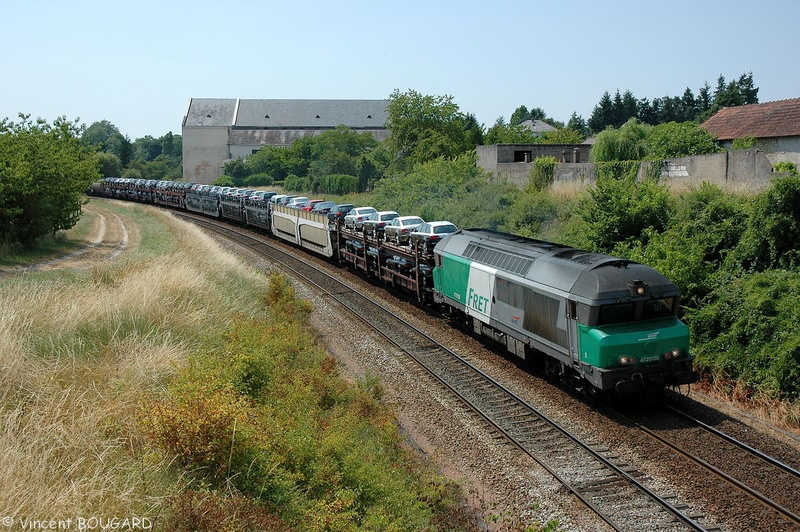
[432,229,697,394]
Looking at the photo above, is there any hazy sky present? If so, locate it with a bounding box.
[2,0,798,140]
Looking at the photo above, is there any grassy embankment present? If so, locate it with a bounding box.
[0,199,507,531]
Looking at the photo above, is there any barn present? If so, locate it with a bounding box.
[182,98,390,184]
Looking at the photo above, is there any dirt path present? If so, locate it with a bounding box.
[0,202,134,274]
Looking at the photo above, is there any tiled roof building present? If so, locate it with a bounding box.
[701,98,800,152]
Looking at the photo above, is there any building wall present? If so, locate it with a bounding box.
[483,148,788,190]
[182,126,231,184]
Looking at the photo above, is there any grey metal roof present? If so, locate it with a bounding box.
[519,119,557,133]
[183,98,237,127]
[436,229,679,300]
[234,99,389,128]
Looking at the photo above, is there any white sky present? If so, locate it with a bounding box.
[2,0,798,140]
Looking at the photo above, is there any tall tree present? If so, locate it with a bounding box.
[1,115,99,245]
[385,89,472,171]
[509,105,529,126]
[567,112,588,137]
[738,71,759,104]
[588,91,614,133]
[697,82,712,116]
[680,88,698,122]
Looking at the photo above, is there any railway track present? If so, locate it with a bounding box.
[177,213,720,531]
[611,401,800,531]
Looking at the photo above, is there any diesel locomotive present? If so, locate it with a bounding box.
[91,178,697,395]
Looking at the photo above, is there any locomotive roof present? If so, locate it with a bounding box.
[436,229,679,301]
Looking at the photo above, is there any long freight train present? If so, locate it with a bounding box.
[91,178,697,395]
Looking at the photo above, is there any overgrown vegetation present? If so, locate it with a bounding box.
[590,119,721,163]
[518,164,800,414]
[143,273,483,530]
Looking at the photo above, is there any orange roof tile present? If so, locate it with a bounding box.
[701,98,800,140]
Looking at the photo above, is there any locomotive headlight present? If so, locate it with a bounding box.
[664,348,681,360]
[619,355,636,365]
[636,286,646,296]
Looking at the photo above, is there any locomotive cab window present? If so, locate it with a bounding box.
[597,303,636,325]
[642,297,675,319]
[595,297,677,326]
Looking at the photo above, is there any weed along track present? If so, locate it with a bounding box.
[177,212,737,531]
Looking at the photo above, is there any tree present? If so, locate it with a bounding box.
[484,121,540,144]
[588,91,614,133]
[566,113,588,137]
[590,119,651,162]
[83,120,121,148]
[509,105,529,126]
[697,82,712,116]
[0,115,99,245]
[223,157,250,181]
[96,151,121,177]
[83,120,131,165]
[647,122,721,158]
[385,89,472,171]
[680,88,698,122]
[133,135,162,162]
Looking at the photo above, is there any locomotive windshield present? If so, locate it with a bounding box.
[597,297,676,325]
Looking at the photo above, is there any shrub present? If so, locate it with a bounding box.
[619,183,748,307]
[283,174,312,192]
[647,121,721,158]
[735,174,800,271]
[140,274,467,529]
[212,175,234,186]
[243,173,273,186]
[528,156,557,191]
[316,174,359,195]
[732,135,756,150]
[574,173,673,252]
[773,161,798,175]
[688,269,800,399]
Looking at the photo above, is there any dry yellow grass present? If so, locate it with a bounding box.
[0,204,266,518]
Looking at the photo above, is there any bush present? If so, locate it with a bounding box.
[243,173,274,187]
[688,270,800,399]
[735,174,800,271]
[283,174,312,192]
[773,161,798,175]
[141,274,467,529]
[212,175,234,186]
[316,174,359,195]
[647,121,721,158]
[574,173,673,252]
[619,183,748,307]
[528,156,557,191]
[732,135,756,150]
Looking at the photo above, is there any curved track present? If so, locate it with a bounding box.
[177,212,719,532]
